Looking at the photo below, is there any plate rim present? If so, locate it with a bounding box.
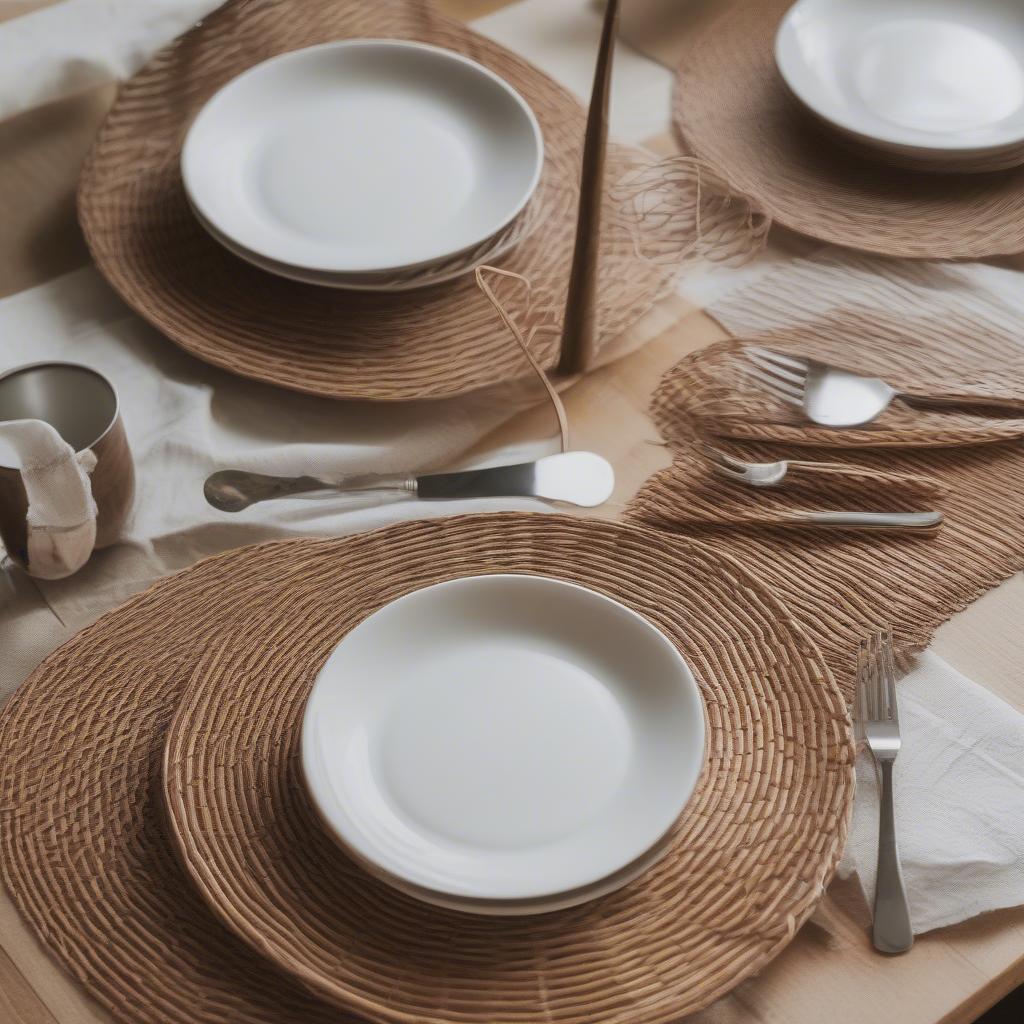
[299,571,708,902]
[181,37,545,275]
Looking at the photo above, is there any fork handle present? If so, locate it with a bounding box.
[873,759,913,954]
[901,388,1024,415]
[786,511,942,531]
[784,462,945,496]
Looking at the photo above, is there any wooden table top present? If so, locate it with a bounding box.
[0,2,1021,1023]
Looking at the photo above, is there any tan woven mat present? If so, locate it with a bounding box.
[76,0,735,401]
[0,514,853,1024]
[655,337,1024,449]
[673,0,1024,259]
[629,335,1024,695]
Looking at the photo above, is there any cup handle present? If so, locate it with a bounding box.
[1,419,98,580]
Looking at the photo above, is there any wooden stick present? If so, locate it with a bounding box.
[557,0,620,376]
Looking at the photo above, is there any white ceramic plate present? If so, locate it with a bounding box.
[776,0,1024,169]
[182,39,543,275]
[189,198,525,292]
[302,575,705,903]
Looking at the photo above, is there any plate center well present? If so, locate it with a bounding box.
[854,19,1024,133]
[377,645,633,849]
[254,94,476,248]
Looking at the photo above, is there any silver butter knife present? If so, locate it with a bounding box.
[204,451,615,512]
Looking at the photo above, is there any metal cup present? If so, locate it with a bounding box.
[0,362,134,577]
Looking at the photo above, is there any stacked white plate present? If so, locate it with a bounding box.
[182,40,544,290]
[301,575,706,915]
[775,0,1024,172]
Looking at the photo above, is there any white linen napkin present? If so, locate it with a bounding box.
[839,652,1024,934]
[0,418,97,579]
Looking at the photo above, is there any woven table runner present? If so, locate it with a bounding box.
[629,257,1024,694]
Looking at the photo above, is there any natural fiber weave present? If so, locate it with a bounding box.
[629,291,1024,693]
[77,0,714,401]
[673,0,1024,259]
[653,336,1024,449]
[0,515,853,1024]
[640,450,945,528]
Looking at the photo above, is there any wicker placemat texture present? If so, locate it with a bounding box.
[653,336,1024,448]
[630,333,1024,694]
[636,449,945,528]
[77,0,737,401]
[672,0,1024,259]
[0,515,853,1024]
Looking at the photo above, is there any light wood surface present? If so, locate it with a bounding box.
[0,1,1021,1023]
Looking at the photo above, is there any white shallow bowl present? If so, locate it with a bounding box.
[190,199,523,292]
[183,39,543,275]
[302,574,705,906]
[776,0,1024,171]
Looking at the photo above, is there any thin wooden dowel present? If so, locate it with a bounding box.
[557,0,620,376]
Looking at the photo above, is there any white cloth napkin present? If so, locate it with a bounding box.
[839,652,1024,934]
[0,418,97,579]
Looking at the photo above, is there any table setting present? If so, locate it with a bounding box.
[1,2,1023,1024]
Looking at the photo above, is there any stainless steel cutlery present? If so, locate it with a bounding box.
[857,628,914,955]
[744,346,1024,428]
[205,451,615,512]
[695,443,943,531]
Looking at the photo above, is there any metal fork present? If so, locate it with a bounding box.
[744,346,1024,428]
[857,628,913,954]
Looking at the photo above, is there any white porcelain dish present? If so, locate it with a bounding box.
[301,574,705,904]
[190,199,525,292]
[182,39,543,275]
[776,0,1024,171]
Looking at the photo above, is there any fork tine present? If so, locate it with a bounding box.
[867,631,881,720]
[880,626,899,725]
[745,366,805,407]
[695,441,744,471]
[855,637,870,725]
[871,630,884,721]
[708,463,749,483]
[744,348,808,387]
[745,346,810,374]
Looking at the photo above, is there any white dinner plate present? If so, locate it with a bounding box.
[776,0,1024,171]
[182,39,543,275]
[190,198,525,292]
[301,575,705,903]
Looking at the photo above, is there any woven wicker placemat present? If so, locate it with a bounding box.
[77,0,677,401]
[0,515,852,1024]
[159,514,851,1024]
[673,0,1024,259]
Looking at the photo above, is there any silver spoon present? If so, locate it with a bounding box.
[204,451,616,513]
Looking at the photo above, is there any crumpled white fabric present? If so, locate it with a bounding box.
[0,267,558,626]
[0,0,222,120]
[0,418,97,579]
[838,652,1024,934]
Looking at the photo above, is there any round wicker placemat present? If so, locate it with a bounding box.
[157,514,853,1024]
[673,0,1024,259]
[78,0,674,401]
